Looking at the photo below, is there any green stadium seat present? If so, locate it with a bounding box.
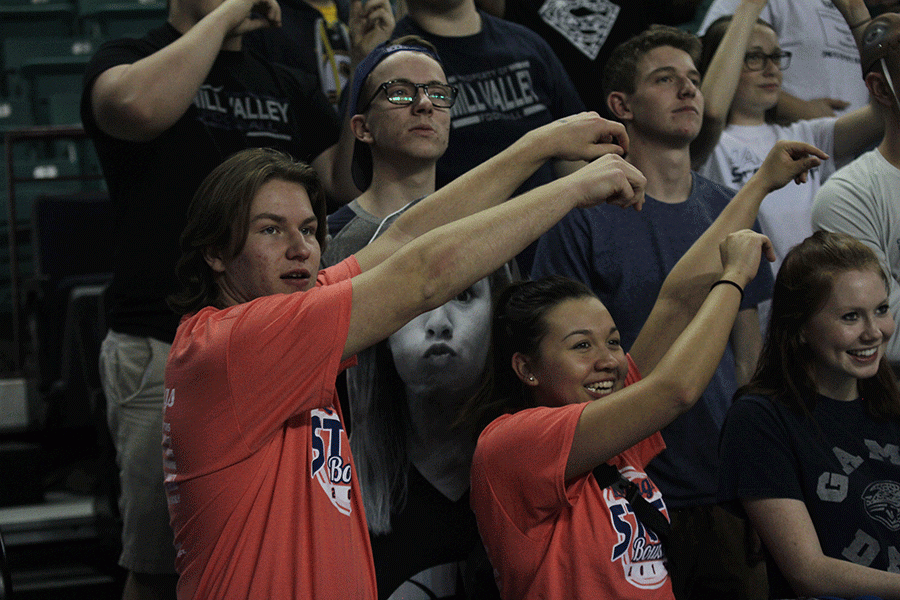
[78,0,165,40]
[0,3,77,85]
[3,37,95,123]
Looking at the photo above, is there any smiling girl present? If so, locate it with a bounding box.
[462,141,827,600]
[719,231,900,599]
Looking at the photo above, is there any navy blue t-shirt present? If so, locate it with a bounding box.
[532,173,774,507]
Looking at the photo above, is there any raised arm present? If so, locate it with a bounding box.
[559,141,828,480]
[631,140,828,376]
[89,0,281,142]
[691,0,767,170]
[745,497,900,599]
[312,0,396,205]
[343,152,646,361]
[353,112,630,272]
[564,229,771,479]
[831,0,885,161]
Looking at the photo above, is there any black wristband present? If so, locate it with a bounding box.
[710,279,744,302]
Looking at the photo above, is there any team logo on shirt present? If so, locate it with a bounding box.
[310,407,353,516]
[605,466,669,589]
[862,480,900,531]
[538,0,619,60]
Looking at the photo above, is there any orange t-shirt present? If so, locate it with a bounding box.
[470,354,674,600]
[163,257,376,600]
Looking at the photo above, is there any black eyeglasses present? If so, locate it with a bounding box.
[362,79,458,111]
[743,50,792,71]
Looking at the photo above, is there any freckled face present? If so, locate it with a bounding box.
[524,297,629,407]
[803,269,895,401]
[208,179,321,306]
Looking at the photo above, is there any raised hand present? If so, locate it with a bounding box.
[222,0,282,36]
[349,0,395,64]
[753,139,830,191]
[569,153,646,212]
[719,229,775,288]
[536,112,629,161]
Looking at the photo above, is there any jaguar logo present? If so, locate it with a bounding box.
[862,480,900,531]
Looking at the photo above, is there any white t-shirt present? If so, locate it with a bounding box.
[698,118,837,275]
[699,0,869,113]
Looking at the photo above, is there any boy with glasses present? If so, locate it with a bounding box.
[322,37,607,597]
[324,36,453,265]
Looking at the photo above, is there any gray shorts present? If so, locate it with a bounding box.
[99,330,176,574]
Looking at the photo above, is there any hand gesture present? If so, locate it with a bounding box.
[570,154,646,212]
[538,112,629,161]
[753,140,829,192]
[350,0,395,64]
[222,0,282,37]
[719,229,775,288]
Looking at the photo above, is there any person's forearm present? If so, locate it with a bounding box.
[629,175,769,375]
[834,0,871,48]
[359,114,617,269]
[785,550,900,599]
[394,124,565,235]
[693,0,765,168]
[660,174,768,305]
[393,154,639,314]
[732,308,763,386]
[748,497,900,600]
[92,2,251,141]
[405,178,583,308]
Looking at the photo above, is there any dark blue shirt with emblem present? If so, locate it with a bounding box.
[720,392,900,574]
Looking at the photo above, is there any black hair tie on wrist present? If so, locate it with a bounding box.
[710,279,744,302]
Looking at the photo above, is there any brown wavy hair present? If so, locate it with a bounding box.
[168,148,327,315]
[602,24,702,103]
[742,231,900,419]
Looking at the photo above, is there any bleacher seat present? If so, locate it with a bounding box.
[78,0,165,40]
[26,191,113,427]
[37,90,81,126]
[0,0,77,62]
[3,36,95,116]
[0,95,32,131]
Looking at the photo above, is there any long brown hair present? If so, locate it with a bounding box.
[457,276,599,436]
[167,148,327,315]
[743,231,900,419]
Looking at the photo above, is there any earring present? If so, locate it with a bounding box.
[528,376,535,382]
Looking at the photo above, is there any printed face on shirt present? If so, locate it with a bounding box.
[802,268,894,401]
[355,51,451,165]
[207,178,321,306]
[732,24,783,120]
[622,45,703,146]
[389,277,492,394]
[524,296,629,407]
